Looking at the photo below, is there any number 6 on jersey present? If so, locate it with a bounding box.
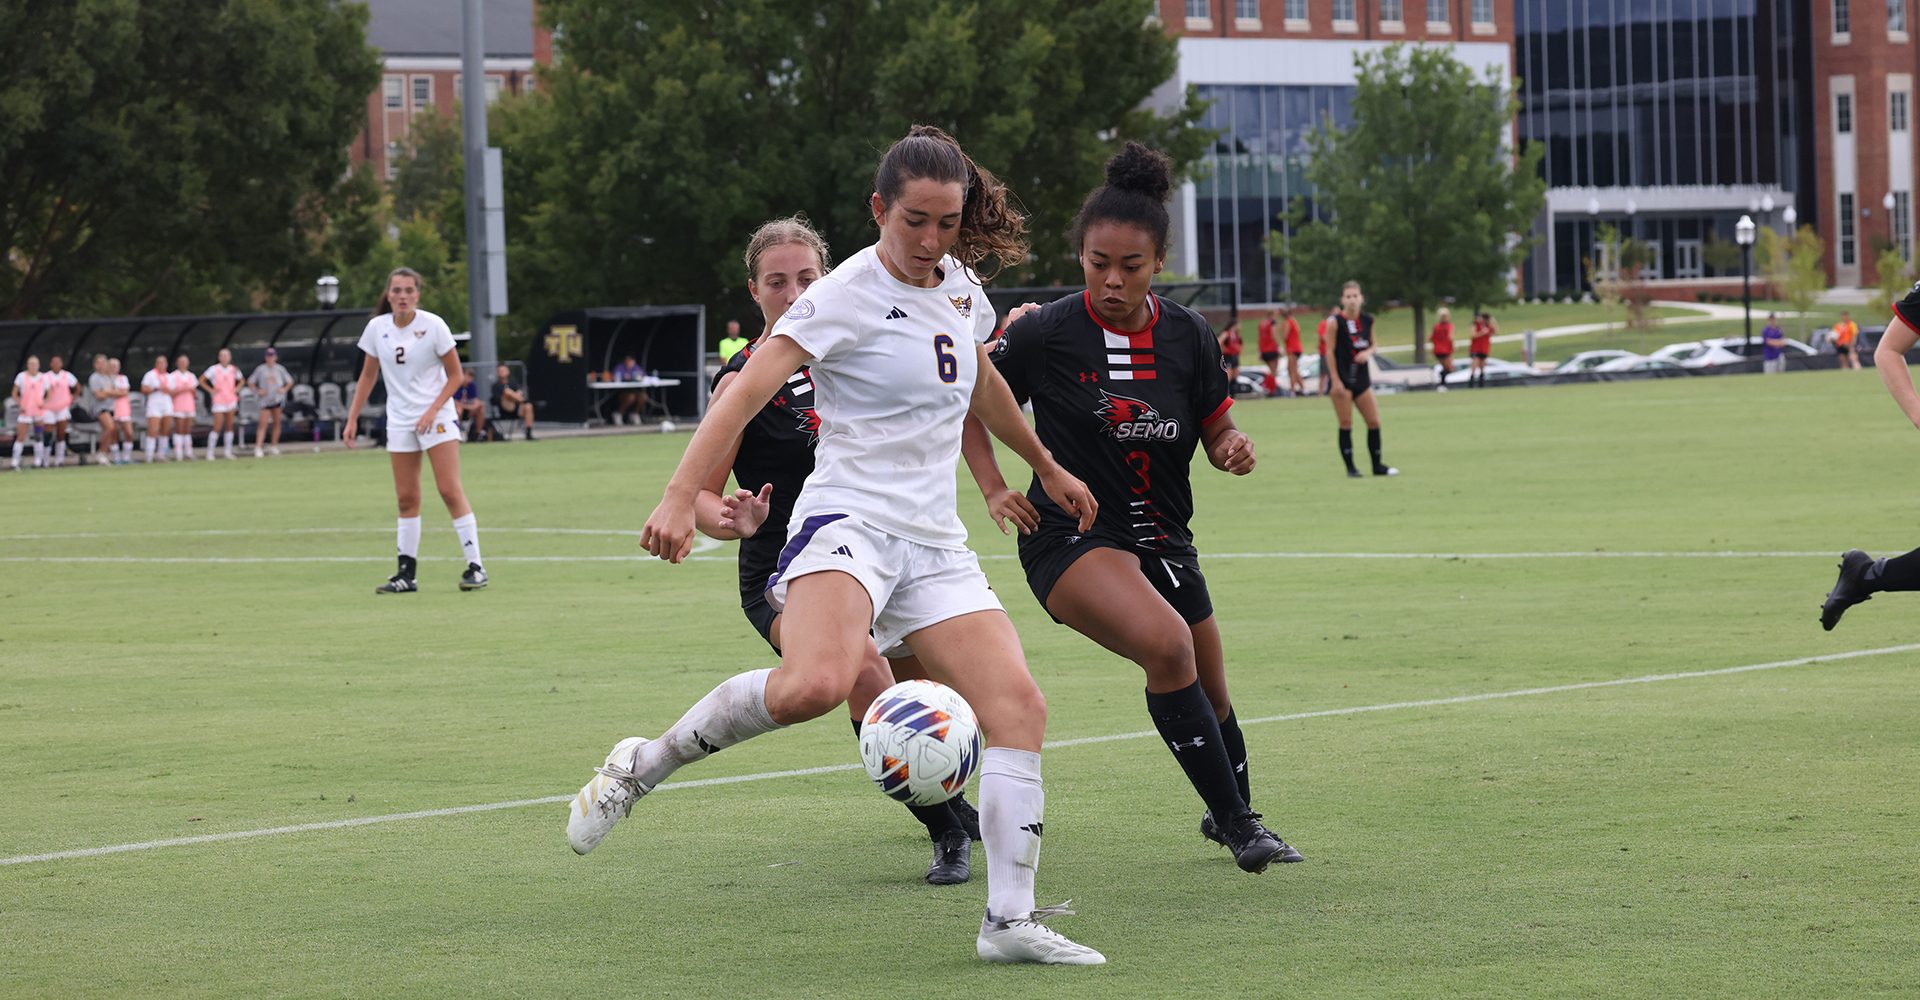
[934,334,957,383]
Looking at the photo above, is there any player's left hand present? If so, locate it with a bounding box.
[1208,429,1256,475]
[985,487,1040,535]
[1003,302,1042,327]
[415,413,435,435]
[1036,464,1098,533]
[718,484,773,538]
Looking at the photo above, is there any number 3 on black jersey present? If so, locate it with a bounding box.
[933,335,957,383]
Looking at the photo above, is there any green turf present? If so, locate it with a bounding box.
[5,368,1920,998]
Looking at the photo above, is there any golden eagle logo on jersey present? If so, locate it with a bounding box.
[948,295,973,318]
[1095,390,1180,442]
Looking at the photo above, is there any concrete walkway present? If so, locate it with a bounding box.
[1375,299,1804,355]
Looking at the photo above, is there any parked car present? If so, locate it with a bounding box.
[1650,336,1815,369]
[1703,334,1818,359]
[1554,350,1638,373]
[1591,356,1688,374]
[1437,356,1541,386]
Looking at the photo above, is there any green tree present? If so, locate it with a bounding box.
[1868,246,1912,319]
[1276,44,1545,364]
[492,0,1209,344]
[1701,234,1743,277]
[0,0,382,319]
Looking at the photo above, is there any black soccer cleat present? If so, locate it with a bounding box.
[1820,549,1874,631]
[1346,468,1364,479]
[459,562,489,591]
[1202,810,1304,870]
[949,791,982,842]
[376,556,418,594]
[1372,465,1399,477]
[926,828,971,885]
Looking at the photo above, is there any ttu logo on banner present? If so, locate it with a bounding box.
[544,326,582,362]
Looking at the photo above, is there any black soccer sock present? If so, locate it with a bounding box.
[1338,429,1357,473]
[1146,681,1247,822]
[396,554,417,580]
[852,718,963,838]
[1217,709,1250,807]
[1866,547,1920,592]
[1367,427,1384,470]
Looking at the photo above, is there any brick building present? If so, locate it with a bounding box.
[349,0,552,180]
[1813,0,1917,288]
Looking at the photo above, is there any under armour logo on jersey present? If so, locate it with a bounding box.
[1169,736,1207,751]
[1020,822,1043,838]
[830,545,854,557]
[884,306,908,320]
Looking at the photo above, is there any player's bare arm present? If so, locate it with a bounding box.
[967,345,1097,532]
[416,348,464,435]
[343,353,381,450]
[1200,412,1255,476]
[1874,316,1920,429]
[642,334,808,562]
[959,412,1041,535]
[692,369,756,540]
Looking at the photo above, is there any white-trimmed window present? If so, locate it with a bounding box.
[1472,0,1493,26]
[1428,0,1449,23]
[1333,0,1356,21]
[383,77,403,110]
[1187,0,1210,17]
[1285,0,1306,19]
[411,76,431,109]
[1236,0,1258,19]
[1893,0,1908,33]
[1893,91,1910,132]
[1837,93,1853,133]
[1840,193,1857,266]
[1898,191,1914,261]
[1381,0,1404,23]
[1835,0,1851,33]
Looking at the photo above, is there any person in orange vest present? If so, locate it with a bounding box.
[1831,310,1860,370]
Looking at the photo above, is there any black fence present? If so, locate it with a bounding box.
[0,310,377,395]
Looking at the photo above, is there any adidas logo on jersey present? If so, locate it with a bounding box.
[884,306,909,320]
[830,545,854,557]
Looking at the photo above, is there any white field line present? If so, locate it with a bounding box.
[7,642,1915,867]
[0,550,1841,564]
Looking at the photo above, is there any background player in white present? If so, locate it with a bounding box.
[571,127,1107,965]
[89,355,122,466]
[141,355,173,462]
[108,359,133,464]
[200,348,243,459]
[345,267,487,593]
[40,355,79,467]
[168,354,198,460]
[249,347,292,457]
[10,355,46,469]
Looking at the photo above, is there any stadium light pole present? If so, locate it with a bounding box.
[461,0,499,404]
[1736,215,1756,353]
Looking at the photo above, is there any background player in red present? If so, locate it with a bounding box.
[1256,309,1281,396]
[1430,307,1456,389]
[1467,310,1496,387]
[1315,305,1338,396]
[1217,321,1242,387]
[963,142,1300,873]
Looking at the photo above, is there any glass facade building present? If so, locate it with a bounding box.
[1514,0,1814,292]
[1193,84,1355,305]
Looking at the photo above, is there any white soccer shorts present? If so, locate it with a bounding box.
[386,404,462,453]
[766,513,1003,653]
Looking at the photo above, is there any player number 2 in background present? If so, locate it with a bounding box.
[395,346,406,364]
[934,334,957,383]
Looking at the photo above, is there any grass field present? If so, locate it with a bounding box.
[5,368,1920,998]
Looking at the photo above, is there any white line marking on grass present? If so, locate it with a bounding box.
[9,643,1916,868]
[1,549,1839,565]
[0,528,656,541]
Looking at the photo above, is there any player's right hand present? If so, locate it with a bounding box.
[985,487,1040,535]
[1036,465,1098,533]
[718,484,773,538]
[342,419,358,449]
[641,498,697,563]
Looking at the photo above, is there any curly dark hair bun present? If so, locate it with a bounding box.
[1104,142,1172,202]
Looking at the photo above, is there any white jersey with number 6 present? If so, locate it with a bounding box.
[357,310,457,425]
[771,245,997,551]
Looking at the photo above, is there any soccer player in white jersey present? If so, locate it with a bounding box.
[140,355,174,462]
[10,355,46,469]
[344,267,487,593]
[569,126,1107,965]
[200,348,243,459]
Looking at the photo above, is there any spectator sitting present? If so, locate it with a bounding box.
[611,355,647,425]
[491,364,536,441]
[453,369,486,440]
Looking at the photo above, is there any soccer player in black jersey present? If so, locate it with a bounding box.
[962,142,1301,873]
[1822,281,1920,628]
[1326,280,1397,478]
[694,216,982,885]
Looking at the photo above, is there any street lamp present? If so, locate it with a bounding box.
[1783,205,1797,229]
[1885,190,1899,254]
[1735,215,1756,353]
[316,275,340,310]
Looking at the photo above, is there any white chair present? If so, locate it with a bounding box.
[317,382,349,440]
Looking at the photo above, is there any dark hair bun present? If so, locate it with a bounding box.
[1104,142,1172,202]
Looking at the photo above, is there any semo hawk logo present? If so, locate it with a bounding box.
[1095,390,1180,442]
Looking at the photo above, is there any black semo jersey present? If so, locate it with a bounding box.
[714,343,821,604]
[992,291,1233,554]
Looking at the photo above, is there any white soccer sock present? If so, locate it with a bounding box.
[122,441,133,461]
[396,516,422,559]
[980,747,1045,923]
[222,430,235,452]
[33,438,46,466]
[630,668,785,788]
[451,512,481,567]
[144,437,157,462]
[10,440,22,466]
[172,434,186,459]
[53,441,66,465]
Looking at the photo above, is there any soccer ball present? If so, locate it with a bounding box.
[858,679,981,807]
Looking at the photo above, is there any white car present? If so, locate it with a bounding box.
[1650,336,1816,369]
[1591,355,1688,374]
[1554,350,1638,373]
[1437,356,1540,385]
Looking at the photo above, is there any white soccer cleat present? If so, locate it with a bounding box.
[567,736,652,855]
[976,902,1106,965]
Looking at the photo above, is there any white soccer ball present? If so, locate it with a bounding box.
[659,420,676,433]
[859,679,982,807]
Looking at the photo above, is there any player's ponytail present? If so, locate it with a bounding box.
[874,125,1028,279]
[373,267,425,317]
[1067,141,1174,254]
